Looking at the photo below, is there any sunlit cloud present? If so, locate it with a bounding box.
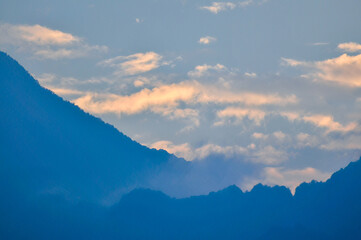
[99,52,168,76]
[49,87,84,96]
[188,64,226,78]
[199,36,217,45]
[72,80,298,118]
[73,82,197,115]
[303,114,358,133]
[0,23,79,45]
[283,50,361,87]
[338,42,361,53]
[0,23,108,59]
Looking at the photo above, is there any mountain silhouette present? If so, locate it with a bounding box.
[0,51,185,204]
[1,51,361,239]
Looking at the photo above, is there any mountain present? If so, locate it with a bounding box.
[101,158,361,240]
[1,51,361,239]
[0,51,186,205]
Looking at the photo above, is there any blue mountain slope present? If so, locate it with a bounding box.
[0,51,185,204]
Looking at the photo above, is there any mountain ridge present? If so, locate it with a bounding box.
[1,51,361,239]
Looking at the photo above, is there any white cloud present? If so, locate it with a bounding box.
[194,144,248,159]
[188,64,226,78]
[201,2,237,14]
[199,36,217,45]
[244,72,257,78]
[281,57,306,67]
[251,146,288,165]
[99,52,167,76]
[216,107,266,125]
[0,23,108,59]
[338,42,361,53]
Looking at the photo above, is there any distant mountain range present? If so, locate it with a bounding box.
[1,51,361,239]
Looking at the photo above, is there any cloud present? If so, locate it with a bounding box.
[251,146,288,165]
[338,42,361,53]
[201,1,266,14]
[135,18,143,23]
[244,72,257,78]
[72,79,298,121]
[281,57,305,67]
[281,111,357,134]
[273,131,287,141]
[0,23,79,46]
[99,52,167,76]
[49,88,84,96]
[151,141,194,161]
[150,141,248,161]
[311,42,329,46]
[320,134,361,151]
[197,86,298,106]
[0,23,108,59]
[295,133,319,148]
[199,36,217,45]
[262,167,331,193]
[252,132,269,140]
[216,107,266,125]
[303,114,357,133]
[201,2,237,14]
[73,82,197,115]
[194,144,248,160]
[283,52,361,87]
[188,64,226,78]
[280,112,300,122]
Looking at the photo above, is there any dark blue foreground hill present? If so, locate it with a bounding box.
[1,52,361,239]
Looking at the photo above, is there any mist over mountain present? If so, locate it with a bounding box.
[1,52,361,239]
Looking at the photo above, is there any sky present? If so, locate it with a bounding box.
[1,0,361,193]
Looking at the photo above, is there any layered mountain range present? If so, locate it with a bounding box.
[1,52,360,239]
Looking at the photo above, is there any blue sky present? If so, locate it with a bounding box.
[1,0,361,193]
